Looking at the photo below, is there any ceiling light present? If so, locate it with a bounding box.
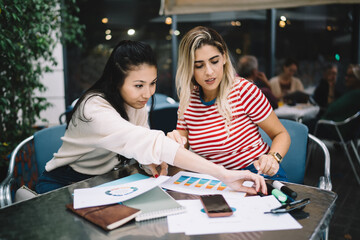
[102,18,108,24]
[279,21,286,28]
[128,29,135,36]
[165,17,172,25]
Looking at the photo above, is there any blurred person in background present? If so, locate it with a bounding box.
[321,64,360,123]
[314,64,360,139]
[237,55,278,109]
[313,63,341,115]
[269,58,304,100]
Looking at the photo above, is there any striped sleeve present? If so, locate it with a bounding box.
[238,80,272,123]
[176,109,188,131]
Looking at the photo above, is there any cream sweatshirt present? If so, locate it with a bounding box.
[269,76,304,99]
[45,95,180,175]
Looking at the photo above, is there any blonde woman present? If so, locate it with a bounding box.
[168,26,291,181]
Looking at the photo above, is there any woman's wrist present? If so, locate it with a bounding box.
[211,165,228,182]
[267,152,283,163]
[265,154,280,166]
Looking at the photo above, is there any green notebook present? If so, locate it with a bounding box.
[122,186,186,222]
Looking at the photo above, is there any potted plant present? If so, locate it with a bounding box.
[0,0,84,180]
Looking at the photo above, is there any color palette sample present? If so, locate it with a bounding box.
[161,171,248,198]
[174,175,190,184]
[184,177,200,186]
[176,176,228,190]
[206,180,220,189]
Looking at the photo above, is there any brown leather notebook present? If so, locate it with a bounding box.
[66,203,141,231]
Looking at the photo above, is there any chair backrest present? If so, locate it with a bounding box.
[149,105,179,134]
[147,93,179,134]
[59,98,79,124]
[33,124,66,174]
[147,93,177,108]
[259,119,309,184]
[315,111,360,142]
[0,124,66,207]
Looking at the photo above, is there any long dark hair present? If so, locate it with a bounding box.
[67,40,157,126]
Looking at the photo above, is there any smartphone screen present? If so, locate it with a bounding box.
[200,194,233,218]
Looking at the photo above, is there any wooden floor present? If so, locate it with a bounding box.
[304,140,360,240]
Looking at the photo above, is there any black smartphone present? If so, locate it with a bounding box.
[200,194,233,218]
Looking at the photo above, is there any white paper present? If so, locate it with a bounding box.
[160,171,250,199]
[274,104,320,121]
[73,176,169,209]
[167,195,302,235]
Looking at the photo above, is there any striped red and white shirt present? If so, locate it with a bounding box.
[177,78,272,170]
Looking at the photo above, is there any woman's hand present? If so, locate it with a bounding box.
[141,162,169,177]
[256,71,271,88]
[167,130,187,148]
[219,169,267,195]
[253,154,279,176]
[172,147,267,195]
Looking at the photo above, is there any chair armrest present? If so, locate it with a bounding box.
[308,134,332,191]
[317,111,360,127]
[0,136,34,208]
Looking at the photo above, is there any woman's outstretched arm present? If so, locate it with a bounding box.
[173,146,267,195]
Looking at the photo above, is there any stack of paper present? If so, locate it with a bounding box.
[167,195,302,235]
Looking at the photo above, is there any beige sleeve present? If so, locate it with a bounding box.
[80,96,179,165]
[269,77,282,98]
[293,77,304,91]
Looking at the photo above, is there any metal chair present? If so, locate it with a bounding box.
[149,105,179,135]
[59,98,78,124]
[147,93,178,110]
[148,93,179,134]
[0,124,66,207]
[259,119,332,190]
[314,111,360,185]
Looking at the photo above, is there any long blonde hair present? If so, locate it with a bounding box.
[176,26,236,126]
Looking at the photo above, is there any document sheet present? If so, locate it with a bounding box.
[73,176,169,209]
[167,195,302,235]
[161,171,250,198]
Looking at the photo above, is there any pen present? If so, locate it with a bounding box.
[285,195,295,203]
[266,183,287,203]
[288,198,310,207]
[257,192,265,197]
[264,207,288,214]
[272,180,298,199]
[264,198,310,214]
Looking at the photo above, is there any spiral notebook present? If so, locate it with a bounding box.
[122,186,186,222]
[96,173,186,222]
